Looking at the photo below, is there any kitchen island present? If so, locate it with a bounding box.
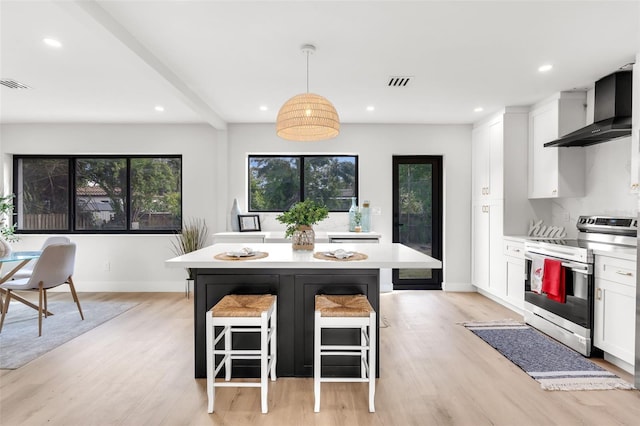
[166,243,442,378]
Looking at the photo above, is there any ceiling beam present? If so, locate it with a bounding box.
[59,0,227,130]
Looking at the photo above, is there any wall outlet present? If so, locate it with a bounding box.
[371,207,382,216]
[103,261,111,272]
[563,212,571,222]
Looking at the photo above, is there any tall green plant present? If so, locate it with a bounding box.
[275,200,329,238]
[171,217,208,279]
[0,194,18,242]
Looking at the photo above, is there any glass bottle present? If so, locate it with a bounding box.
[348,197,357,232]
[361,200,371,232]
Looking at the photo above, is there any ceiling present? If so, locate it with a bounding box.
[1,1,639,129]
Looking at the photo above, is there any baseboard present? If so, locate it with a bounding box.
[48,280,188,292]
[475,287,524,316]
[603,352,634,375]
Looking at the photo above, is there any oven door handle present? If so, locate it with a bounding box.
[524,255,592,275]
[561,262,592,275]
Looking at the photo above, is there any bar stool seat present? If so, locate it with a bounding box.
[206,294,277,414]
[314,294,376,413]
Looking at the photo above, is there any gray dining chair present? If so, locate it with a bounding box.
[0,242,83,336]
[10,236,71,280]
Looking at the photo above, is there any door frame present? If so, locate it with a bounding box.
[392,155,443,290]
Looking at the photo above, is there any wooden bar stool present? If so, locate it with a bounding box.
[314,294,376,413]
[206,294,277,414]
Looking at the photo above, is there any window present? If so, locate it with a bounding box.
[249,155,358,212]
[14,155,182,233]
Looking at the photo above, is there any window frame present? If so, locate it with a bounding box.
[247,154,359,213]
[12,154,183,235]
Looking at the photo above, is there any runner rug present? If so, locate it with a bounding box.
[463,320,634,391]
[0,299,138,369]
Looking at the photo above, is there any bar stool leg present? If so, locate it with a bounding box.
[224,325,232,381]
[270,303,277,381]
[313,310,321,413]
[369,311,376,413]
[260,311,268,414]
[206,313,215,413]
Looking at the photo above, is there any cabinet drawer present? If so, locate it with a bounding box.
[595,256,636,287]
[503,240,525,259]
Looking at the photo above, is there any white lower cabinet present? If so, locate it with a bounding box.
[503,238,525,310]
[594,255,636,370]
[471,201,504,296]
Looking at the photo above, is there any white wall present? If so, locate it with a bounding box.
[0,123,222,291]
[227,123,472,291]
[0,122,472,291]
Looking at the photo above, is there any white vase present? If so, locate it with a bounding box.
[230,198,242,232]
[0,239,12,258]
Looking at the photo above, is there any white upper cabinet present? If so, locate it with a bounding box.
[630,58,640,193]
[471,113,507,201]
[528,91,587,199]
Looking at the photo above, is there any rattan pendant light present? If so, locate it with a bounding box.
[276,44,340,141]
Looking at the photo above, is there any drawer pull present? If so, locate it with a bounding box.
[513,249,520,253]
[596,288,602,300]
[615,270,633,277]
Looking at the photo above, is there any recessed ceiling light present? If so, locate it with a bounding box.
[154,105,165,112]
[259,105,268,111]
[474,107,483,112]
[366,106,375,112]
[43,38,62,48]
[538,64,553,73]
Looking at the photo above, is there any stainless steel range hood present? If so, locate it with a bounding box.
[544,70,632,148]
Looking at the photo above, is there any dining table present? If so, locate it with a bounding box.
[0,250,52,314]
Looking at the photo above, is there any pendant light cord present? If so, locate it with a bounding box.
[306,50,310,93]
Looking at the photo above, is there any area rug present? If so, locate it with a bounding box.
[0,299,138,369]
[463,320,634,391]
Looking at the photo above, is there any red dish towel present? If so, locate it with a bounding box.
[541,258,566,303]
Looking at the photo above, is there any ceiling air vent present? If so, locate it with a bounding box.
[0,78,31,89]
[388,76,412,87]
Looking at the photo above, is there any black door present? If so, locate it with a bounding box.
[392,156,443,290]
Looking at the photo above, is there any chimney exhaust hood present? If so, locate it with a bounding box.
[544,70,632,148]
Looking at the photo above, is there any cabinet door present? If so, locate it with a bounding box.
[504,256,525,310]
[472,203,489,290]
[528,103,559,198]
[472,118,503,200]
[488,119,504,199]
[487,201,505,296]
[472,125,490,200]
[594,278,636,365]
[630,64,640,193]
[630,127,640,193]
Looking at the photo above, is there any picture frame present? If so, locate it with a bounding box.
[238,214,261,232]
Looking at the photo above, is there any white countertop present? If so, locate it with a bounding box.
[165,243,441,269]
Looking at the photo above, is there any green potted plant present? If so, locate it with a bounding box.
[0,194,18,257]
[171,217,208,297]
[276,200,329,250]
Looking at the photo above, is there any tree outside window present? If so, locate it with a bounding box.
[14,155,182,233]
[249,155,357,212]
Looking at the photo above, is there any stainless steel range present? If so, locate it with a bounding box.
[523,215,637,356]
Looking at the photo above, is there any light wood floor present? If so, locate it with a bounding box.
[0,291,638,426]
